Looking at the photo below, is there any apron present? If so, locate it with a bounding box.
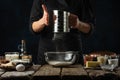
[37,0,83,65]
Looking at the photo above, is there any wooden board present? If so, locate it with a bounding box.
[0,65,41,80]
[33,65,61,80]
[61,65,90,80]
[114,67,120,79]
[0,71,34,80]
[0,71,5,77]
[86,69,119,80]
[0,68,5,76]
[27,65,41,71]
[1,71,34,77]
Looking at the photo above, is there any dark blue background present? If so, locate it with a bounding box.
[0,0,120,60]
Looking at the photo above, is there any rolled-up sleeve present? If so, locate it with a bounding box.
[79,0,95,36]
[29,0,43,35]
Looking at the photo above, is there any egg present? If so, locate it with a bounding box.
[16,64,25,72]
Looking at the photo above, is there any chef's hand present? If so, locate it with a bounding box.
[69,13,91,33]
[41,4,56,26]
[41,4,49,26]
[69,14,80,29]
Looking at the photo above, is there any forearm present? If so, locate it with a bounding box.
[76,19,91,33]
[32,18,45,33]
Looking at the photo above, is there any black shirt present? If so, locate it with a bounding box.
[29,0,94,64]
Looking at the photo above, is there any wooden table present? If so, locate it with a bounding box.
[0,64,120,80]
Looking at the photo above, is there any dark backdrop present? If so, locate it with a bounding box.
[0,0,120,62]
[82,0,120,54]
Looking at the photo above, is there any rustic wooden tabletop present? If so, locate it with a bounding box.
[0,64,120,80]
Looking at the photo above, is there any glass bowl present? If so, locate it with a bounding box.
[44,51,77,66]
[100,64,116,71]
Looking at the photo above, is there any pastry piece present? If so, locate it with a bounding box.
[0,60,9,64]
[22,55,32,59]
[0,62,15,67]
